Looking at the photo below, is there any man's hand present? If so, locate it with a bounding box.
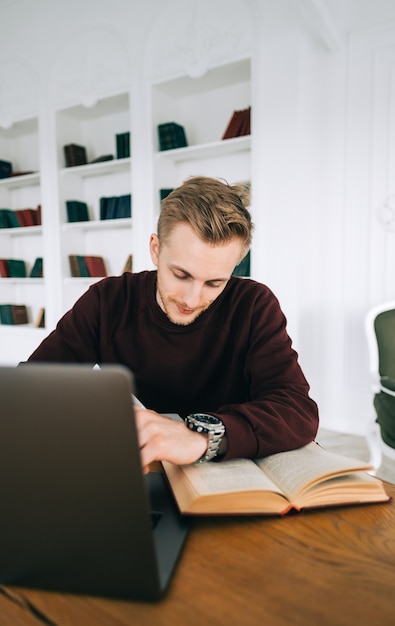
[134,407,208,473]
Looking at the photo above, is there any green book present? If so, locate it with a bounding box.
[30,257,43,278]
[7,259,27,277]
[66,200,89,222]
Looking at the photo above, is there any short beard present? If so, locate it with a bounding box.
[156,284,205,326]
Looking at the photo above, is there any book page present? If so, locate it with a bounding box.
[255,442,373,500]
[176,458,283,497]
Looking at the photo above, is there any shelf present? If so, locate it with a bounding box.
[156,136,251,163]
[64,277,106,285]
[0,172,40,189]
[0,225,43,237]
[0,278,44,285]
[60,157,131,179]
[62,217,131,232]
[0,324,47,333]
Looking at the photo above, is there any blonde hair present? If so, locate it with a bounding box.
[158,176,253,258]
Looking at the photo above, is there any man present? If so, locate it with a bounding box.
[28,176,319,472]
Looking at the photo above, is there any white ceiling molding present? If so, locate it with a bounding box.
[296,0,345,52]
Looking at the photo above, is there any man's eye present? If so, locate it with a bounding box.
[207,282,223,289]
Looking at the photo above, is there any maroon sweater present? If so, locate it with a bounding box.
[28,271,319,460]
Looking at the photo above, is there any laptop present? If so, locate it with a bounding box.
[0,363,190,601]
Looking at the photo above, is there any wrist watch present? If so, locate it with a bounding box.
[185,413,226,462]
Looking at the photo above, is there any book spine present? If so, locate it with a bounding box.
[30,257,43,278]
[0,159,12,179]
[0,259,9,277]
[84,256,107,277]
[68,255,81,277]
[116,132,130,159]
[7,259,27,278]
[0,304,28,324]
[0,304,14,324]
[12,304,29,324]
[115,194,132,218]
[66,200,89,222]
[64,144,87,167]
[158,123,187,150]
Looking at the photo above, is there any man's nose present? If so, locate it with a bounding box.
[183,282,203,308]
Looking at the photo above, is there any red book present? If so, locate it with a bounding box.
[84,256,108,278]
[0,259,9,277]
[14,208,37,227]
[239,107,251,136]
[222,110,244,140]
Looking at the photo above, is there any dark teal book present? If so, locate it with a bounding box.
[116,132,130,159]
[157,122,187,151]
[102,196,118,220]
[232,251,250,277]
[0,209,11,228]
[0,304,13,324]
[0,209,20,228]
[30,257,43,278]
[0,159,12,179]
[7,259,27,278]
[66,200,89,222]
[115,194,131,218]
[159,188,174,202]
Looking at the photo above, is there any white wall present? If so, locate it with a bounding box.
[1,0,395,435]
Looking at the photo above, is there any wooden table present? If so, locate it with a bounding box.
[1,482,395,626]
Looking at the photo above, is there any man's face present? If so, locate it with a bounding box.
[150,223,244,326]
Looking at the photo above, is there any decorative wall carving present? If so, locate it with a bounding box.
[50,28,130,109]
[144,0,254,80]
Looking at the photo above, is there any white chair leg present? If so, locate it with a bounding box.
[365,419,382,475]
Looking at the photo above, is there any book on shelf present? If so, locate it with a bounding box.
[66,200,90,223]
[0,258,28,278]
[68,255,107,278]
[0,259,9,277]
[10,170,36,177]
[0,304,29,325]
[0,159,12,179]
[161,441,390,516]
[122,254,133,273]
[159,188,174,202]
[99,194,131,220]
[64,144,88,168]
[30,257,43,278]
[35,307,45,328]
[14,208,39,227]
[222,106,251,140]
[0,209,20,228]
[0,206,41,228]
[232,251,251,277]
[69,255,89,278]
[84,255,108,278]
[89,154,114,164]
[116,132,130,159]
[157,122,187,151]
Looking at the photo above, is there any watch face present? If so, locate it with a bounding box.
[193,414,220,426]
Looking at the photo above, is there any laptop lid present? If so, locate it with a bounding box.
[0,364,189,601]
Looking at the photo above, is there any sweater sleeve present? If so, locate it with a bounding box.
[213,288,319,460]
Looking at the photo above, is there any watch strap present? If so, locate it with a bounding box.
[186,413,225,462]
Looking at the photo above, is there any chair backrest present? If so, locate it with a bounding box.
[365,301,395,455]
[365,301,395,390]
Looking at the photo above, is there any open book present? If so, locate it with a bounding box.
[162,442,390,516]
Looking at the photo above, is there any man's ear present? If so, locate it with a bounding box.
[149,233,160,266]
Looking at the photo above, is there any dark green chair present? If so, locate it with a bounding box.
[365,302,395,468]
